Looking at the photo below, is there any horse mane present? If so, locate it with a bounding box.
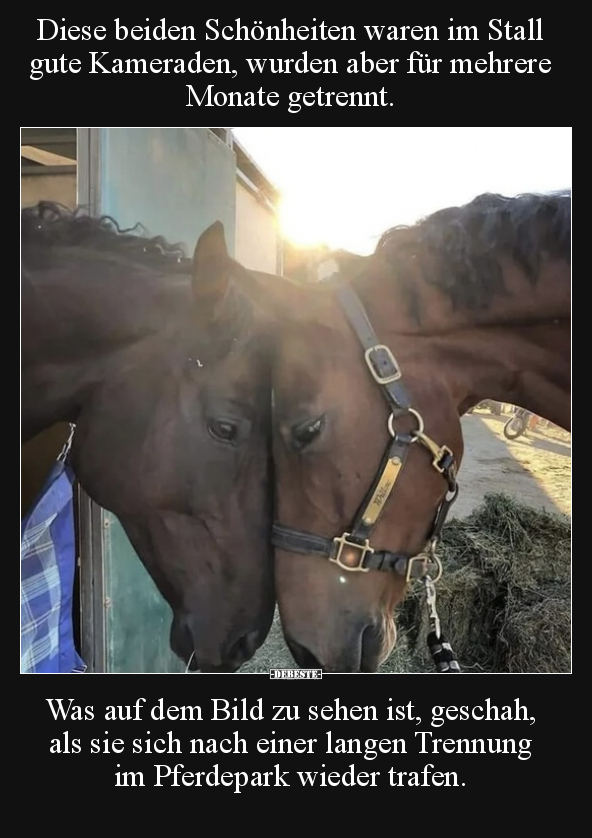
[373,190,571,315]
[21,201,190,271]
[21,201,264,358]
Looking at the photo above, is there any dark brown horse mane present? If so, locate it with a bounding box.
[21,201,264,359]
[21,201,190,271]
[372,190,571,317]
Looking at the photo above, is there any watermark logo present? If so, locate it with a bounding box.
[270,669,322,679]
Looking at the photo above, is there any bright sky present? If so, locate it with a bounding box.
[232,127,572,255]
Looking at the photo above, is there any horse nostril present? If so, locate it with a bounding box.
[285,636,323,669]
[243,630,262,658]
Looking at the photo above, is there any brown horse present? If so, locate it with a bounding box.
[21,202,275,672]
[243,190,571,672]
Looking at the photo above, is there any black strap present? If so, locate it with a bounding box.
[336,285,411,416]
[429,482,459,543]
[271,523,439,579]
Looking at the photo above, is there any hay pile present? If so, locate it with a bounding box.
[383,493,571,673]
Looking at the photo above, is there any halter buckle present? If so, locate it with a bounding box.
[331,533,372,572]
[364,345,402,385]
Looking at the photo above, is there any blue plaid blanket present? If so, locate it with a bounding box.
[21,460,86,673]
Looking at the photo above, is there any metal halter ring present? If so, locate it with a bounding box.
[429,551,443,584]
[404,550,443,584]
[388,407,425,439]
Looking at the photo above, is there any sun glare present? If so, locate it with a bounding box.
[278,191,380,254]
[233,127,571,257]
[278,196,330,249]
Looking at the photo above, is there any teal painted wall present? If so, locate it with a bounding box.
[98,128,236,255]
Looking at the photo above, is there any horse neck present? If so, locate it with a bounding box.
[21,259,179,441]
[373,255,571,430]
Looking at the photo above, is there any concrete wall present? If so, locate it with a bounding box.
[97,127,236,256]
[235,179,280,274]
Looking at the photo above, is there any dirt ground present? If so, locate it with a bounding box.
[239,408,572,673]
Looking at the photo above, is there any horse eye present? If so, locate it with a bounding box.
[291,416,325,450]
[208,419,238,443]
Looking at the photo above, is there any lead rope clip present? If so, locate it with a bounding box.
[423,573,461,673]
[424,574,441,639]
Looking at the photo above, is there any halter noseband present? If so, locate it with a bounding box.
[271,283,459,582]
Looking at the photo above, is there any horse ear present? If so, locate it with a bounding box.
[191,221,231,318]
[191,221,313,328]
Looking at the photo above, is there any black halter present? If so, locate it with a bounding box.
[271,283,459,582]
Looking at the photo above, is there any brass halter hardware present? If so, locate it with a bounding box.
[330,534,372,572]
[365,344,402,384]
[271,284,459,583]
